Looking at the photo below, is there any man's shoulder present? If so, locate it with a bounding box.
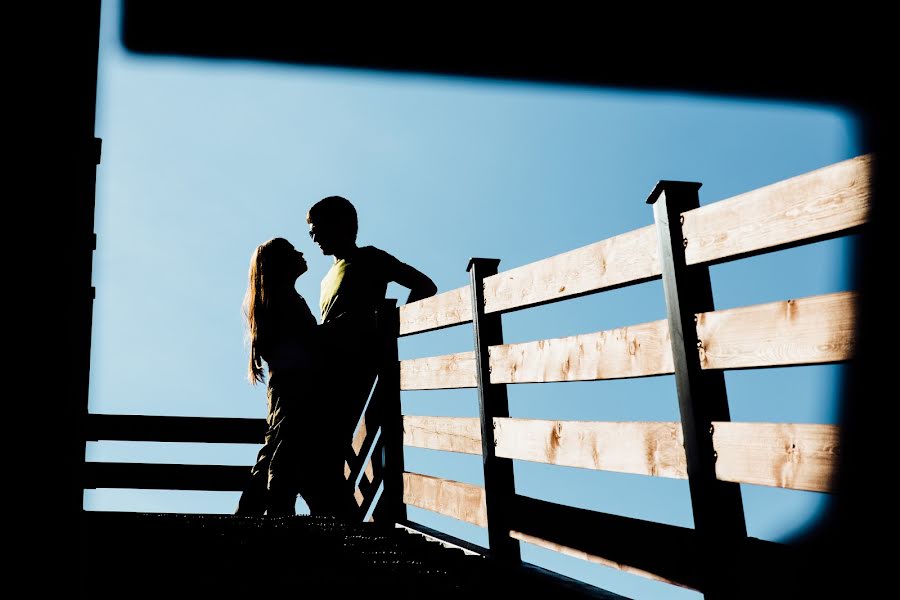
[358,245,401,265]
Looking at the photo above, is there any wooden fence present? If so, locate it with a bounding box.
[83,153,870,598]
[389,154,867,595]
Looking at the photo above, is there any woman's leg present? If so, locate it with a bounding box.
[265,373,302,516]
[266,434,299,516]
[235,441,273,515]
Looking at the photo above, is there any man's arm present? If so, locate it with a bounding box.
[389,260,438,304]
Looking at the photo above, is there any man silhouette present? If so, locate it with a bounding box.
[308,196,437,328]
[307,195,437,515]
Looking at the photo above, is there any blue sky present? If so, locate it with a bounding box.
[84,3,861,598]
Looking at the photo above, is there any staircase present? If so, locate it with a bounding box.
[81,512,624,599]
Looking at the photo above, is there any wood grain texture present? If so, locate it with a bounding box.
[402,472,487,527]
[351,414,370,456]
[489,320,674,383]
[696,292,856,370]
[398,286,472,336]
[354,452,382,512]
[345,408,379,483]
[494,418,687,478]
[402,416,482,455]
[400,352,478,390]
[482,225,661,314]
[683,154,871,265]
[712,422,839,493]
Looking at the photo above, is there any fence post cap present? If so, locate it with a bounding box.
[466,258,502,273]
[646,180,702,205]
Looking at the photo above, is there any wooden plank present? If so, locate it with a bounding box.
[360,453,376,486]
[696,292,856,370]
[399,520,489,556]
[85,414,266,444]
[354,463,383,520]
[401,472,487,527]
[83,463,249,491]
[509,495,703,591]
[351,413,370,456]
[344,444,383,518]
[511,531,695,590]
[355,451,383,517]
[482,225,661,314]
[402,416,482,455]
[683,154,872,266]
[402,520,637,599]
[398,286,472,336]
[400,351,477,390]
[489,320,674,384]
[712,422,839,493]
[494,418,687,478]
[344,403,381,483]
[349,450,381,513]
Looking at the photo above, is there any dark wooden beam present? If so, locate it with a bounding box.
[84,462,249,491]
[85,414,265,444]
[509,494,704,590]
[372,299,406,524]
[119,3,886,109]
[468,258,520,562]
[648,181,747,598]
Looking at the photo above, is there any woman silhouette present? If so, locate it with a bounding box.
[236,237,347,517]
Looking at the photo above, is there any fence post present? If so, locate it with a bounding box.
[467,258,521,562]
[372,299,406,525]
[648,182,746,597]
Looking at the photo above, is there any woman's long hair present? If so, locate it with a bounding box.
[243,238,294,385]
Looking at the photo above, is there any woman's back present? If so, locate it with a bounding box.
[257,291,319,375]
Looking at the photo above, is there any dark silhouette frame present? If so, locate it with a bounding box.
[51,4,890,597]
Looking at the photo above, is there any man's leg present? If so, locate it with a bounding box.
[265,377,303,517]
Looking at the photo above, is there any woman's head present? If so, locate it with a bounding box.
[249,237,307,289]
[244,237,307,384]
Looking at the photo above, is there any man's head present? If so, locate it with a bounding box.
[307,195,358,256]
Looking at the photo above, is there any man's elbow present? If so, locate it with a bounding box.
[409,278,438,303]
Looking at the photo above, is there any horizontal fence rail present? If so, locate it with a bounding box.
[488,320,674,383]
[482,225,662,314]
[508,495,704,590]
[84,463,249,491]
[403,416,482,455]
[402,472,488,527]
[398,286,472,336]
[493,419,687,478]
[399,352,478,390]
[696,291,856,370]
[682,154,871,266]
[85,414,265,443]
[712,422,839,493]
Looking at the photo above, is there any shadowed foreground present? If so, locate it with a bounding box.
[81,512,624,599]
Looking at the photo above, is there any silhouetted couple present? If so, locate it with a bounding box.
[236,196,437,518]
